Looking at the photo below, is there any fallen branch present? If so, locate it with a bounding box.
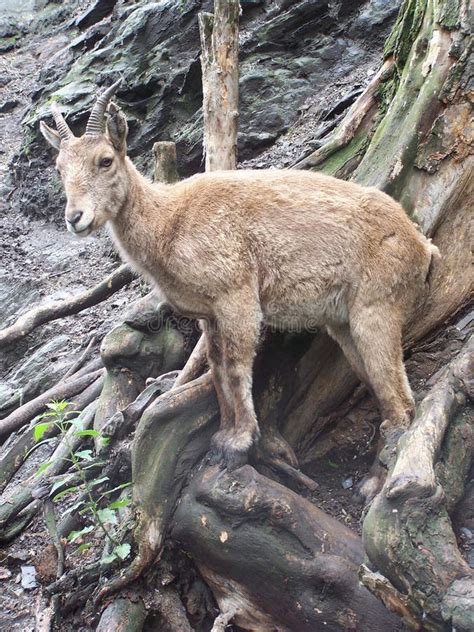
[0,264,135,349]
[0,376,103,491]
[0,403,97,537]
[0,369,103,444]
[62,335,98,380]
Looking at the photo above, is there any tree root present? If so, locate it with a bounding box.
[173,333,208,388]
[170,465,404,632]
[0,376,103,491]
[387,333,473,499]
[96,598,147,632]
[0,264,135,349]
[95,374,218,603]
[99,370,179,448]
[293,58,395,170]
[0,369,103,444]
[363,337,474,630]
[0,403,99,540]
[62,335,98,380]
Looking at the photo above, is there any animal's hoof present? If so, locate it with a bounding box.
[354,467,386,505]
[223,447,249,471]
[207,435,249,471]
[380,421,406,448]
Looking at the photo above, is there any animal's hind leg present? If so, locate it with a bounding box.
[208,289,262,470]
[326,323,370,385]
[350,308,415,502]
[351,309,414,431]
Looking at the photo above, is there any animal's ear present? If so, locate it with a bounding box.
[106,102,128,153]
[40,120,61,150]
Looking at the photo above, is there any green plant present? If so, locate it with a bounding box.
[33,400,132,563]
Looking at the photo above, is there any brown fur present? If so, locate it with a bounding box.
[41,104,438,474]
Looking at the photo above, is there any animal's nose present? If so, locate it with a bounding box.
[69,211,83,226]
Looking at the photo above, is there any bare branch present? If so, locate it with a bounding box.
[0,265,135,349]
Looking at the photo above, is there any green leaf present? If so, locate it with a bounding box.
[63,500,86,516]
[77,543,92,553]
[46,400,69,413]
[74,449,93,461]
[101,437,110,447]
[35,460,53,476]
[97,508,117,524]
[67,525,94,542]
[74,429,101,438]
[113,543,131,560]
[101,552,118,565]
[34,422,52,442]
[88,476,109,489]
[107,498,131,510]
[52,485,80,501]
[100,482,132,497]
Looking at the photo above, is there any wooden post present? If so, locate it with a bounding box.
[153,141,179,183]
[198,0,240,171]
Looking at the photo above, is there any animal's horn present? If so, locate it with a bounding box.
[85,79,122,136]
[51,102,74,140]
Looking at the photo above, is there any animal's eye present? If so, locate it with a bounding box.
[99,157,113,168]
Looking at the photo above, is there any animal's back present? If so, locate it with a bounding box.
[163,169,432,326]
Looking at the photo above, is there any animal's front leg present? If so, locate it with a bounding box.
[208,291,262,470]
[201,319,234,431]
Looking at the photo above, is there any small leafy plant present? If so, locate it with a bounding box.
[33,400,132,563]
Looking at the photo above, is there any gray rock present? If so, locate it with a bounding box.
[0,99,18,113]
[10,334,70,387]
[20,565,37,590]
[0,274,41,330]
[348,0,402,40]
[75,0,118,30]
[342,477,354,490]
[17,0,401,220]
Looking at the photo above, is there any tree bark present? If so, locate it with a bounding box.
[362,336,474,631]
[153,141,179,184]
[198,0,240,171]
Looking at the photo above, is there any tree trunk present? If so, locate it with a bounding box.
[199,0,240,171]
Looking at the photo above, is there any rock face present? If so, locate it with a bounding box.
[13,0,400,220]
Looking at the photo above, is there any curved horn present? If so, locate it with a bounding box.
[85,79,122,136]
[51,102,74,141]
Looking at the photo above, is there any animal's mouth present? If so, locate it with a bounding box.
[67,221,93,237]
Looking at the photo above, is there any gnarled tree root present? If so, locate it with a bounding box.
[387,334,473,499]
[95,374,218,602]
[170,464,405,632]
[96,598,147,632]
[0,368,103,444]
[363,336,474,631]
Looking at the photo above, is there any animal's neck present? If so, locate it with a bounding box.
[109,158,172,269]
